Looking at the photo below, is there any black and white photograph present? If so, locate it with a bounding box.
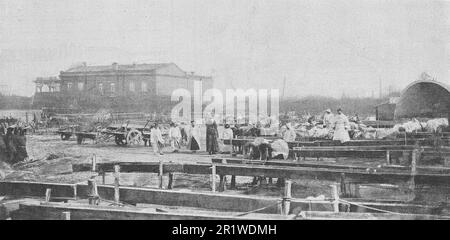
[1,0,450,225]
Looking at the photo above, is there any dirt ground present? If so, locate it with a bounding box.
[0,133,416,201]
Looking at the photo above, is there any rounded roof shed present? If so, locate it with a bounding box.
[394,80,450,119]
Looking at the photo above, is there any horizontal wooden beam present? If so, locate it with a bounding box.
[13,202,294,220]
[298,211,450,220]
[225,138,450,147]
[72,162,450,186]
[212,158,450,175]
[78,184,286,213]
[293,145,450,152]
[211,158,370,171]
[0,181,77,199]
[2,181,449,216]
[294,146,417,151]
[0,181,332,214]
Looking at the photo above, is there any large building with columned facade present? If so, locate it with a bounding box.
[33,62,213,112]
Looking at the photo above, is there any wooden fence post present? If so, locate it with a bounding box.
[211,165,217,192]
[88,178,99,205]
[45,188,52,202]
[159,160,164,189]
[219,175,227,192]
[230,175,236,189]
[91,154,97,172]
[101,171,106,185]
[340,173,347,197]
[386,150,390,165]
[61,211,71,220]
[168,173,174,189]
[114,165,120,205]
[331,184,339,213]
[282,180,292,215]
[409,149,418,192]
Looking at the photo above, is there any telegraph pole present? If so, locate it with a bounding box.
[379,77,382,99]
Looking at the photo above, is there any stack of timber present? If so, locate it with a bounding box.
[2,181,450,220]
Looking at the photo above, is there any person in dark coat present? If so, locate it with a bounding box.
[206,119,219,155]
[12,128,28,163]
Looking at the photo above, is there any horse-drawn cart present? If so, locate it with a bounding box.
[56,121,168,146]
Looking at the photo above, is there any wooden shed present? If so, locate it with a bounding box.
[395,79,450,120]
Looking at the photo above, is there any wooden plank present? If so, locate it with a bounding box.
[0,198,41,220]
[293,145,419,150]
[13,202,295,220]
[72,162,450,186]
[344,200,450,216]
[211,164,450,186]
[293,145,450,152]
[73,162,185,173]
[298,211,450,220]
[2,181,329,214]
[77,184,285,214]
[0,181,77,199]
[2,181,449,216]
[291,148,404,158]
[211,158,371,171]
[381,165,450,174]
[226,138,450,147]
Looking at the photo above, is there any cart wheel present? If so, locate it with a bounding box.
[61,133,71,141]
[127,129,143,146]
[115,135,127,146]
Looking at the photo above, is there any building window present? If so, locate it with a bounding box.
[141,82,147,92]
[129,81,135,92]
[110,83,116,93]
[98,83,103,94]
[78,82,84,91]
[67,82,73,90]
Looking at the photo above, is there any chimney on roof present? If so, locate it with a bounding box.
[112,62,118,71]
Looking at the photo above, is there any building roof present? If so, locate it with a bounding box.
[34,77,61,83]
[394,79,450,119]
[63,63,172,73]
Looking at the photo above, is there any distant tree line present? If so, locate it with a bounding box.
[6,91,403,117]
[280,93,400,118]
[0,94,32,109]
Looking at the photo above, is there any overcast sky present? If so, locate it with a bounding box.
[0,0,449,97]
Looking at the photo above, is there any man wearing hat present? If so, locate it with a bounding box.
[323,109,334,130]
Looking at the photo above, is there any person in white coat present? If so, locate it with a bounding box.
[221,124,234,153]
[283,123,297,142]
[168,122,181,152]
[150,123,165,155]
[323,109,334,129]
[332,108,350,143]
[187,120,201,153]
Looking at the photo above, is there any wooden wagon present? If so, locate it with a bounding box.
[56,121,169,146]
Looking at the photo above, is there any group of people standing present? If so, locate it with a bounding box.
[323,108,351,143]
[149,120,203,156]
[0,124,28,164]
[150,119,235,156]
[282,108,352,143]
